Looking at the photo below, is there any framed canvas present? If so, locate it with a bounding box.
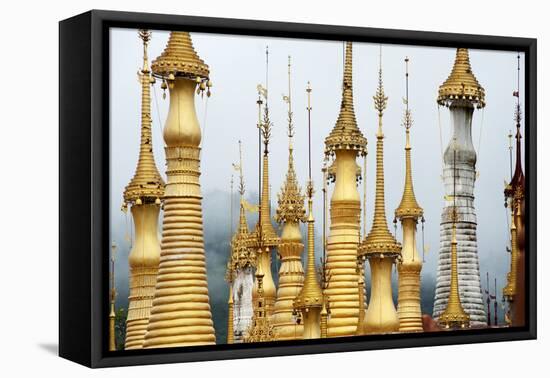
[59,9,537,368]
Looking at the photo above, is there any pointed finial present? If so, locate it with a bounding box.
[138,29,152,72]
[265,45,269,104]
[374,46,388,121]
[284,55,294,138]
[514,53,522,127]
[237,140,245,196]
[395,57,422,220]
[403,56,413,133]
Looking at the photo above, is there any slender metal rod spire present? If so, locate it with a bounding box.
[257,93,263,230]
[307,82,312,180]
[265,46,269,105]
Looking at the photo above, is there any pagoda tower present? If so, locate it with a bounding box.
[438,142,470,329]
[247,52,281,318]
[228,142,256,343]
[358,56,402,334]
[244,260,276,342]
[273,57,306,340]
[503,54,526,327]
[323,42,367,337]
[433,48,487,326]
[143,32,216,348]
[395,58,424,332]
[294,82,325,339]
[122,30,165,350]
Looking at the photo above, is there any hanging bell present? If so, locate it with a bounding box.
[155,197,161,205]
[136,198,142,205]
[161,79,167,99]
[200,81,206,91]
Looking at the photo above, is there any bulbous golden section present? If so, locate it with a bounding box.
[125,204,162,349]
[437,48,485,108]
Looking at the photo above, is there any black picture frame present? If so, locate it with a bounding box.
[59,9,537,368]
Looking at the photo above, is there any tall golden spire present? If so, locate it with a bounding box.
[360,53,401,257]
[323,42,366,337]
[123,29,164,207]
[395,57,424,332]
[247,47,280,318]
[395,58,423,220]
[123,30,165,350]
[273,57,306,340]
[437,48,485,109]
[438,141,470,329]
[144,31,215,348]
[359,50,401,334]
[294,82,324,339]
[503,54,526,327]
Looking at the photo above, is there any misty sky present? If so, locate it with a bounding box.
[109,28,525,329]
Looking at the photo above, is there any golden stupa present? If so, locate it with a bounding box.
[323,41,367,338]
[503,55,526,327]
[273,57,306,340]
[293,82,325,339]
[122,30,165,350]
[395,58,424,332]
[359,56,402,335]
[143,32,215,348]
